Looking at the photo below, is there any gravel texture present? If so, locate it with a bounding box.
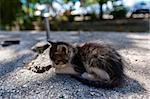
[0,31,150,99]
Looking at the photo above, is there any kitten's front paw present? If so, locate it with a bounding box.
[81,72,96,81]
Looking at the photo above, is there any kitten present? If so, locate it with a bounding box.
[49,41,124,88]
[29,41,125,88]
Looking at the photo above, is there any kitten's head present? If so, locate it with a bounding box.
[48,41,77,66]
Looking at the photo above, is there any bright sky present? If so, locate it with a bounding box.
[123,0,150,7]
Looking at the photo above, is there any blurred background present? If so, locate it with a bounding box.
[0,0,149,32]
[0,1,150,98]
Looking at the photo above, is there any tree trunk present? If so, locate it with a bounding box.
[99,2,103,20]
[26,3,30,17]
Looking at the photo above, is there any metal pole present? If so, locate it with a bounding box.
[44,17,50,41]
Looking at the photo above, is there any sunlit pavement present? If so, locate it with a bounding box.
[0,31,150,99]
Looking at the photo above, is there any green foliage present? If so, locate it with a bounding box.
[110,5,127,19]
[0,0,22,29]
[98,0,110,4]
[80,0,97,6]
[0,0,54,30]
[0,0,127,30]
[38,0,53,4]
[80,0,115,6]
[80,0,117,19]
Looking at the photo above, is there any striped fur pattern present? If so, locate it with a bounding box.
[49,41,124,88]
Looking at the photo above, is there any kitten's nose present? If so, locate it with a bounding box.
[59,62,64,65]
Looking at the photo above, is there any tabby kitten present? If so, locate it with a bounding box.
[48,41,124,88]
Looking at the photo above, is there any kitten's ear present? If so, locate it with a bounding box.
[57,45,68,54]
[48,41,55,48]
[48,40,53,44]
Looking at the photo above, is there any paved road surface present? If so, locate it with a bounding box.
[0,31,150,99]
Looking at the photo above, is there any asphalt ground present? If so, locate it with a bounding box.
[0,31,150,99]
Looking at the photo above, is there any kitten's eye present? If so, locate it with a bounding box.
[54,52,60,55]
[55,52,59,54]
[54,54,59,56]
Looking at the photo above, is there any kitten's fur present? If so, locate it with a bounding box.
[49,41,124,88]
[29,41,124,88]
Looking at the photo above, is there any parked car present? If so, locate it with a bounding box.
[127,1,150,18]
